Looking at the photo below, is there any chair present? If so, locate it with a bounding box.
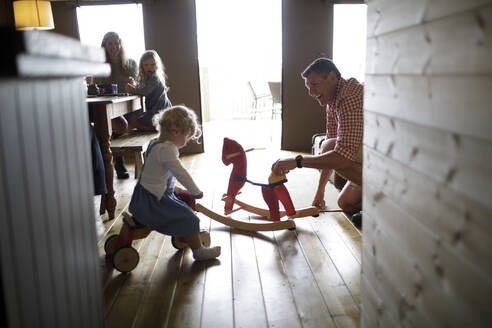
[268,81,282,119]
[247,81,272,119]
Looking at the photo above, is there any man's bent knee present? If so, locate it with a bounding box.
[337,183,362,214]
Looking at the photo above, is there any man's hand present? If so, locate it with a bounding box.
[271,158,296,176]
[312,189,326,209]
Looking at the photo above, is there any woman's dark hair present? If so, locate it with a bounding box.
[302,58,341,79]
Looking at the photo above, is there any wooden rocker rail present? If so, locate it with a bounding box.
[221,195,320,220]
[195,203,296,232]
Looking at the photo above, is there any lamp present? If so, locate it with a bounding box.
[13,0,55,30]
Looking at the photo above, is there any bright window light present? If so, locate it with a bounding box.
[76,4,146,63]
[333,4,367,82]
[195,0,282,121]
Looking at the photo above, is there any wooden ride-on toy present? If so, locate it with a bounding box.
[104,188,211,273]
[105,213,211,273]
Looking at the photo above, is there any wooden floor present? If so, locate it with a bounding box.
[96,120,362,328]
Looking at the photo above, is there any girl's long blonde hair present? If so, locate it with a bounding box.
[153,105,202,142]
[101,32,133,72]
[138,50,169,91]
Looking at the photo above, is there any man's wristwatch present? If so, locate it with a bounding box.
[295,155,303,168]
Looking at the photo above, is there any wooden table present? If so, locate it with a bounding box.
[87,95,143,219]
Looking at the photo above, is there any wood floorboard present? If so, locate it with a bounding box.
[230,216,269,328]
[294,218,359,327]
[105,232,166,327]
[252,228,303,328]
[133,238,185,328]
[96,120,361,328]
[272,228,337,328]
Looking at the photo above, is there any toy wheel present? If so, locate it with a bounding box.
[288,227,296,231]
[104,235,119,255]
[200,230,211,247]
[312,214,319,218]
[112,246,139,273]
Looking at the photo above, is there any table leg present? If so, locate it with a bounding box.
[92,106,116,220]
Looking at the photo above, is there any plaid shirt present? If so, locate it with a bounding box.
[326,77,364,162]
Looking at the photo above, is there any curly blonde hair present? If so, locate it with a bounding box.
[153,105,202,142]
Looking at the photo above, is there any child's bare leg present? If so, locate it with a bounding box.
[182,234,201,249]
[128,112,156,131]
[112,116,128,135]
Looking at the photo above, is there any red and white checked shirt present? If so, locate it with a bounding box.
[326,77,364,162]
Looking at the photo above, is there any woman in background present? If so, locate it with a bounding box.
[93,31,138,178]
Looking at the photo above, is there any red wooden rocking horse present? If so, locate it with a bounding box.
[208,137,319,229]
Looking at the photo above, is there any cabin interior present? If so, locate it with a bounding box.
[1,1,491,328]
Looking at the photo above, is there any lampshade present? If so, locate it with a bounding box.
[13,0,55,30]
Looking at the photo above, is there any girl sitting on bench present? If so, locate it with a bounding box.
[129,105,221,261]
[126,50,172,131]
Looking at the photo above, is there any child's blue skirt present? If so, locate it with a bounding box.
[129,183,200,237]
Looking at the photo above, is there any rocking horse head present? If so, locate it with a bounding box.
[222,137,246,166]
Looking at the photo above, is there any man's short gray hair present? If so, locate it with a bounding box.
[302,58,341,79]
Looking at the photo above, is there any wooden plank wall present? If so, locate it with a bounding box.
[362,1,492,327]
[281,0,333,151]
[0,78,104,327]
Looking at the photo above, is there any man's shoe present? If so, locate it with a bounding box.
[114,156,129,179]
[351,212,362,229]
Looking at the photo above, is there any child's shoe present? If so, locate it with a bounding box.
[192,245,221,261]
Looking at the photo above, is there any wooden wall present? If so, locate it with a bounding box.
[362,0,492,326]
[51,1,80,39]
[0,30,108,328]
[281,0,333,151]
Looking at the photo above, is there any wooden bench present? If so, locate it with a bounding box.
[110,130,159,178]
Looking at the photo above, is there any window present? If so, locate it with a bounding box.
[333,4,367,82]
[195,0,282,121]
[76,4,146,63]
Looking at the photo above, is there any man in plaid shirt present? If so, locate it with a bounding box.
[272,58,363,226]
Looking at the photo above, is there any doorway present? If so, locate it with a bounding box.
[76,4,146,67]
[195,0,282,151]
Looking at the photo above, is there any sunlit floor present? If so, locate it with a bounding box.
[97,118,361,328]
[203,118,282,153]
